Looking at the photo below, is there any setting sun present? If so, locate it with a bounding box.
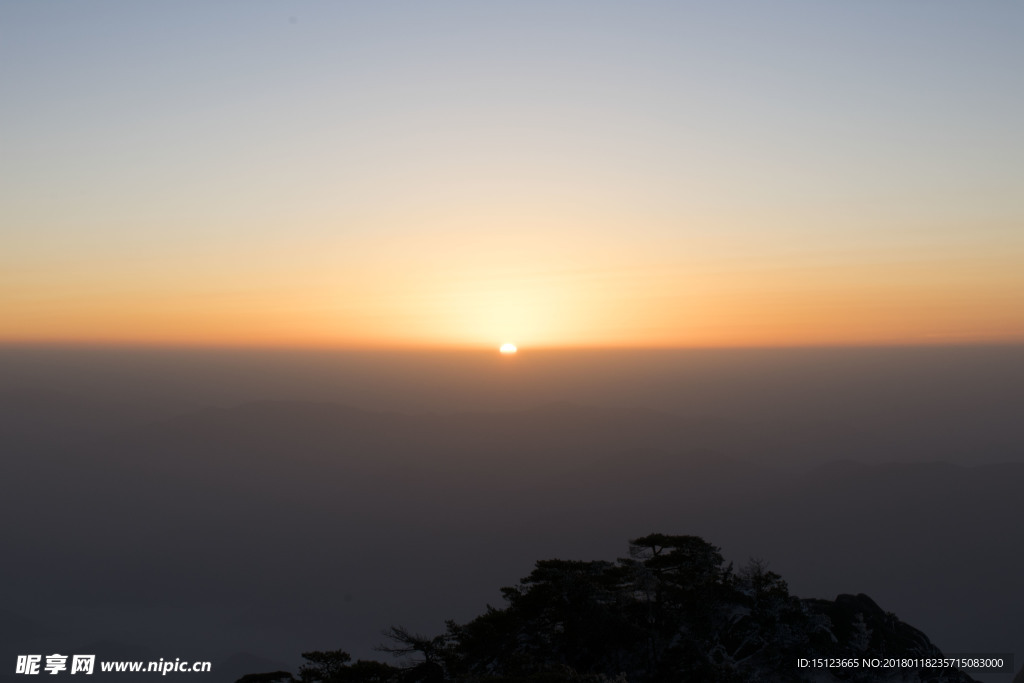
[500,343,518,354]
[2,2,1021,353]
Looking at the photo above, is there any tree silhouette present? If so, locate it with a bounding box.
[294,649,399,683]
[238,533,979,683]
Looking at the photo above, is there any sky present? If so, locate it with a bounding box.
[2,1,1022,349]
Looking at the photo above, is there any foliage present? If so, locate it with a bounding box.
[295,650,400,683]
[238,534,977,683]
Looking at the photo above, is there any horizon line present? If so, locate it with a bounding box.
[2,339,1023,353]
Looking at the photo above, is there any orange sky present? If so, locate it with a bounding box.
[4,222,1021,349]
[3,3,1022,349]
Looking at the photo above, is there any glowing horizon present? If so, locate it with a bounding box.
[2,2,1022,350]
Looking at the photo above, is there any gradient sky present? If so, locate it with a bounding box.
[2,1,1022,349]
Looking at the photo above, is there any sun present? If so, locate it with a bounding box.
[499,343,517,354]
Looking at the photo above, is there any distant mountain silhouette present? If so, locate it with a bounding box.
[2,399,1020,676]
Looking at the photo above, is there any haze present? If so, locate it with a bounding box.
[2,346,1023,682]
